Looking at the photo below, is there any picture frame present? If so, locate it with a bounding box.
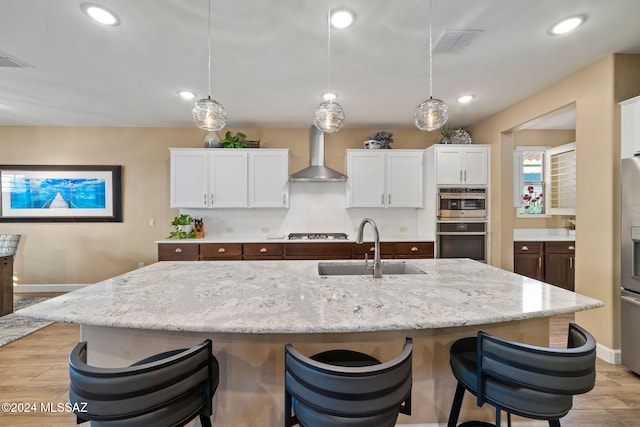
[0,165,122,222]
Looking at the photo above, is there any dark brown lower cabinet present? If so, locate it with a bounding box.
[513,242,544,281]
[513,241,575,291]
[158,241,434,261]
[544,242,575,292]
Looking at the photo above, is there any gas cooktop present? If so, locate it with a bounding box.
[287,233,349,240]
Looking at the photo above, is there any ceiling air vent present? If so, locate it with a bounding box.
[432,30,483,54]
[0,50,32,68]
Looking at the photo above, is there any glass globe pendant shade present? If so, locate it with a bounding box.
[192,96,227,131]
[414,97,448,131]
[313,100,345,133]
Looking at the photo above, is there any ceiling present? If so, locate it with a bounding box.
[1,0,639,129]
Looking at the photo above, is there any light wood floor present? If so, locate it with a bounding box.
[0,317,639,426]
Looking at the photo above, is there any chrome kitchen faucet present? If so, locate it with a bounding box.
[356,218,382,278]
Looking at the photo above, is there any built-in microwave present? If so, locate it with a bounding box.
[437,188,487,219]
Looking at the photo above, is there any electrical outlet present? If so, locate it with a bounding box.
[149,218,155,227]
[400,226,408,233]
[261,227,270,233]
[224,227,233,234]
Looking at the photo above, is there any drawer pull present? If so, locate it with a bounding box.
[260,247,268,253]
[411,247,419,252]
[174,248,183,253]
[568,245,575,250]
[370,247,375,252]
[521,245,528,251]
[218,248,226,253]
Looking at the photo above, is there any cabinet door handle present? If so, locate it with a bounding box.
[570,256,573,269]
[538,256,542,270]
[175,248,183,253]
[283,194,286,205]
[204,194,207,206]
[568,245,575,250]
[460,170,463,182]
[388,194,391,205]
[411,246,419,252]
[211,194,215,204]
[381,194,385,205]
[260,247,268,253]
[464,170,467,182]
[521,245,529,251]
[218,248,226,253]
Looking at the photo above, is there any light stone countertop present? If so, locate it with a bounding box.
[154,234,434,244]
[17,259,602,334]
[513,228,575,242]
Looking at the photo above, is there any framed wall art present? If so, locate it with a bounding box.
[0,165,122,222]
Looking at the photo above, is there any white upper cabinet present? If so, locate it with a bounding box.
[434,145,489,185]
[170,150,208,208]
[170,148,289,208]
[208,151,248,207]
[346,150,423,208]
[249,150,289,208]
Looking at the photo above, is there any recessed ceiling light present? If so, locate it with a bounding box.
[81,3,120,26]
[330,9,355,29]
[457,95,475,104]
[549,15,586,35]
[322,92,338,101]
[178,90,197,100]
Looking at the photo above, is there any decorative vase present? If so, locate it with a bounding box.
[439,137,451,144]
[203,131,221,148]
[0,234,21,256]
[180,224,194,233]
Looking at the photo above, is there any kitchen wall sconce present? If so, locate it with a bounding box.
[414,0,448,131]
[313,4,346,133]
[192,0,227,132]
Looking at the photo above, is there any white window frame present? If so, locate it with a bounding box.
[514,146,551,218]
[545,142,576,215]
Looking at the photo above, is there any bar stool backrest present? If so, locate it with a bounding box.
[477,323,596,407]
[69,339,218,427]
[284,337,412,427]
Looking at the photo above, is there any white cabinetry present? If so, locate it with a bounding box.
[346,150,423,208]
[434,145,489,185]
[170,148,289,208]
[249,150,289,208]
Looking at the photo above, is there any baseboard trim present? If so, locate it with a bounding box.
[596,342,621,365]
[14,284,87,293]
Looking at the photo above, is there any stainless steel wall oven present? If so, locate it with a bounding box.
[438,188,487,219]
[437,222,487,262]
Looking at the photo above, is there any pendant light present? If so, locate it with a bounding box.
[313,3,345,133]
[192,0,227,131]
[414,0,448,131]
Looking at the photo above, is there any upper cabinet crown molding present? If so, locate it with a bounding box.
[346,149,424,208]
[169,148,289,209]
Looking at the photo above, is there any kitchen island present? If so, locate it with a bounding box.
[18,259,602,426]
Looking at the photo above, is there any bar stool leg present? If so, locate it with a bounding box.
[448,382,466,427]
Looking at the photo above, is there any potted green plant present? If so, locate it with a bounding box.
[168,214,196,239]
[440,126,459,144]
[220,131,247,148]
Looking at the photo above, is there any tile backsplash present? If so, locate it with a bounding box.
[183,182,419,240]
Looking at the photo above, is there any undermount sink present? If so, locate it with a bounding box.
[318,261,425,276]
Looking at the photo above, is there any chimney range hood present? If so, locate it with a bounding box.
[289,126,347,182]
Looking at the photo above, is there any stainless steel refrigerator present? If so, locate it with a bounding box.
[621,156,640,373]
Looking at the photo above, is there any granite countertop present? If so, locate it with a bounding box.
[513,228,575,242]
[155,234,434,244]
[17,259,601,334]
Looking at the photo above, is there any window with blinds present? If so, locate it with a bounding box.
[546,142,576,215]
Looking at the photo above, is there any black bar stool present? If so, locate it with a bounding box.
[447,323,596,427]
[69,339,219,426]
[284,337,413,427]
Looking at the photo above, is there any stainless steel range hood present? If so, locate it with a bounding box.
[289,126,347,182]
